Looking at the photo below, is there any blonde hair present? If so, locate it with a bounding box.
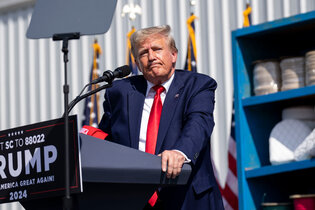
[130,25,178,59]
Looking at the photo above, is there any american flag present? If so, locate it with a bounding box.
[126,26,138,75]
[184,13,197,72]
[217,107,239,210]
[82,39,102,127]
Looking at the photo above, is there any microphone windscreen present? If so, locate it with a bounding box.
[117,65,131,78]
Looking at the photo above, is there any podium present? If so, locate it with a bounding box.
[21,134,192,210]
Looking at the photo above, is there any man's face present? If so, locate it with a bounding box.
[135,34,177,85]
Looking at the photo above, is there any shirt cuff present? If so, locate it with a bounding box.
[173,150,191,163]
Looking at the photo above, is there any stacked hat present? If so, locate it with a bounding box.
[269,106,315,165]
[269,119,312,165]
[280,57,305,91]
[253,60,281,96]
[305,50,315,86]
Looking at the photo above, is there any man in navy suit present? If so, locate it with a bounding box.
[99,25,224,210]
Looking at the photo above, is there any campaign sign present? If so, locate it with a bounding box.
[0,115,82,204]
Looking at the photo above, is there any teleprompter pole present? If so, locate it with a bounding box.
[53,32,80,210]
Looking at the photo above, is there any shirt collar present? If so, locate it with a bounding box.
[145,72,175,96]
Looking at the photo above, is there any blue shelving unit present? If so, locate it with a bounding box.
[232,11,315,209]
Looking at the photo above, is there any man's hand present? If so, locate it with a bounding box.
[158,150,186,179]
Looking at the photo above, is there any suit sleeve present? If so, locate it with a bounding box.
[98,90,112,140]
[173,77,217,165]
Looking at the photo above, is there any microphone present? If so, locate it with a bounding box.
[90,65,131,84]
[66,65,130,115]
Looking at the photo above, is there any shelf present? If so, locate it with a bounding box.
[245,159,315,178]
[242,85,315,107]
[232,11,315,209]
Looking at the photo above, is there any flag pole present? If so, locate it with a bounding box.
[122,2,142,75]
[81,39,102,127]
[189,0,196,15]
[184,2,198,72]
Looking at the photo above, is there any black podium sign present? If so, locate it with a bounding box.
[0,115,82,204]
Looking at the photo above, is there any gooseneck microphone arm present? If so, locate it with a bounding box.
[66,82,112,115]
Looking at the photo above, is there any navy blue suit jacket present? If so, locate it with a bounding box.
[99,70,224,210]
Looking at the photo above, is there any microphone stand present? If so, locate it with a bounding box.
[53,32,80,210]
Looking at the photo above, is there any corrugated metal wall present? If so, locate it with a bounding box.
[1,0,315,209]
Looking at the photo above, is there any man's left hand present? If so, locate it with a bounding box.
[158,150,186,179]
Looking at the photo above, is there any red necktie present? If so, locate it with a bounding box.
[146,85,165,206]
[146,85,165,154]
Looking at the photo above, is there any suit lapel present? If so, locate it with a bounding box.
[155,72,184,154]
[128,77,147,149]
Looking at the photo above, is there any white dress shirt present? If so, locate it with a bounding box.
[139,73,174,152]
[138,73,190,162]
